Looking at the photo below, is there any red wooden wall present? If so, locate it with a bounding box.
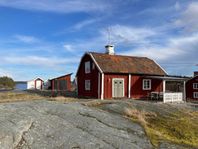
[103,74,163,99]
[77,54,99,98]
[51,75,71,91]
[186,76,198,100]
[104,74,128,99]
[130,75,163,99]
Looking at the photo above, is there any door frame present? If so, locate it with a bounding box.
[112,78,125,98]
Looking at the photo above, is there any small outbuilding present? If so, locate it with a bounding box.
[76,45,187,103]
[49,73,72,91]
[186,72,198,100]
[27,78,44,90]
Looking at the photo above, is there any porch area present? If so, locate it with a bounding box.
[147,76,187,103]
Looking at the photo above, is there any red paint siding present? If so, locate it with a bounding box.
[186,76,198,100]
[131,75,163,99]
[77,54,99,98]
[104,74,128,99]
[51,75,71,91]
[103,74,163,99]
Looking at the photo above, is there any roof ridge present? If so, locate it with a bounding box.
[89,52,149,59]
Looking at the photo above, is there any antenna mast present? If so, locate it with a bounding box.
[107,27,112,45]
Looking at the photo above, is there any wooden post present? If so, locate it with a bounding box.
[183,81,186,102]
[101,73,104,100]
[128,74,131,98]
[163,80,166,103]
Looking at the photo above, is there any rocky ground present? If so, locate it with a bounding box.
[0,99,197,149]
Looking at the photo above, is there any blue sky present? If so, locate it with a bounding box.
[0,0,197,81]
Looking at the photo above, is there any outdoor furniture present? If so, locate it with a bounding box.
[150,92,163,101]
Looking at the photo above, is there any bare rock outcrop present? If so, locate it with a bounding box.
[0,101,152,149]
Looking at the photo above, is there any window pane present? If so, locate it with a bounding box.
[85,61,90,73]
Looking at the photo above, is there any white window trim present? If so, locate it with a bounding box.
[85,80,91,91]
[112,78,125,98]
[85,61,91,74]
[193,83,198,89]
[193,92,198,98]
[143,79,151,90]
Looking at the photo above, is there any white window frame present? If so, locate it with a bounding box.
[193,83,198,89]
[193,92,198,98]
[85,80,91,91]
[143,79,151,90]
[112,78,125,98]
[85,61,90,74]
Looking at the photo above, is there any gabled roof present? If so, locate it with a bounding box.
[89,52,167,76]
[27,77,44,82]
[50,73,72,81]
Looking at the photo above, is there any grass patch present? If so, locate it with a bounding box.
[123,107,198,148]
[0,92,78,103]
[82,100,114,107]
[0,92,44,103]
[48,96,78,103]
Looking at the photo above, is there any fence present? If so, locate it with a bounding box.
[26,90,77,98]
[163,92,183,103]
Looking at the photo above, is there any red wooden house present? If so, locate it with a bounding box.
[50,73,72,91]
[76,45,187,102]
[186,72,198,100]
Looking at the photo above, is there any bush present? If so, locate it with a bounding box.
[0,76,15,89]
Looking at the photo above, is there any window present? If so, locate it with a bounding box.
[85,80,91,91]
[143,79,151,90]
[193,83,198,89]
[92,63,95,70]
[193,92,198,98]
[85,61,90,73]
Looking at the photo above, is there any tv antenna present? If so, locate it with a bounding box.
[107,27,112,45]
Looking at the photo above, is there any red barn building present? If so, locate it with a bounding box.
[76,45,187,101]
[50,73,72,91]
[186,72,198,100]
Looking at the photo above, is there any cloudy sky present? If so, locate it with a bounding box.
[0,0,197,81]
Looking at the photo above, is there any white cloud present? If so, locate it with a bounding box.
[175,2,198,32]
[0,68,13,77]
[14,35,40,43]
[73,19,99,30]
[63,44,74,52]
[2,56,79,68]
[123,33,198,60]
[100,25,157,46]
[121,33,198,75]
[0,0,109,13]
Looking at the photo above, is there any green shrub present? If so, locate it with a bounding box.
[0,76,15,89]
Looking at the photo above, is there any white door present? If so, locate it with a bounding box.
[112,79,124,98]
[36,80,42,90]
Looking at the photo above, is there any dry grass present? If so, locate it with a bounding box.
[0,92,44,103]
[123,107,198,148]
[48,96,78,103]
[0,92,78,103]
[82,100,114,106]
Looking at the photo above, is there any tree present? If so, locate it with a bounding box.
[0,76,15,89]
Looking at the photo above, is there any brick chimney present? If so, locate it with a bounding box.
[105,45,115,55]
